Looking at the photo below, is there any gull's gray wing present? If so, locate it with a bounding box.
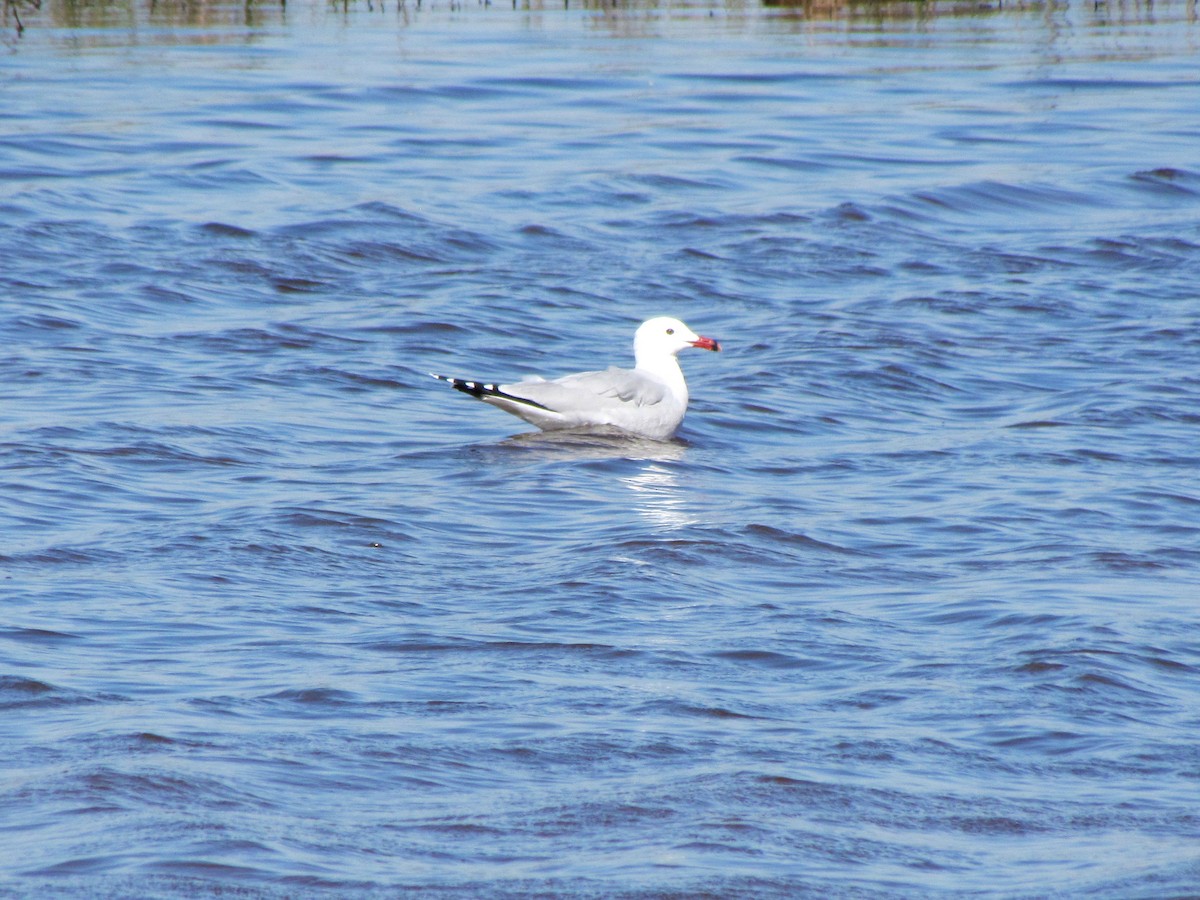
[504,366,668,412]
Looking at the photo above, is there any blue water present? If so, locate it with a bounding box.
[2,1,1200,896]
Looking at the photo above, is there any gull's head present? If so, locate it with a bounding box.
[634,316,721,362]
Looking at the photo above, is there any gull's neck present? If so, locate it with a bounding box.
[635,348,689,405]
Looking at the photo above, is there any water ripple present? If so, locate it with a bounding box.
[2,2,1199,897]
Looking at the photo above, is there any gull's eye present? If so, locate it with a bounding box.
[666,328,675,335]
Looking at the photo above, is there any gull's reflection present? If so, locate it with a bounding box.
[494,427,688,463]
[491,428,694,529]
[619,461,696,531]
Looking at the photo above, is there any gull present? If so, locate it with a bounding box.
[431,316,720,441]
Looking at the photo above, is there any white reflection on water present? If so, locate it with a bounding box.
[621,459,695,531]
[493,429,694,528]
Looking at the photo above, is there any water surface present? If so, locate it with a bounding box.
[2,0,1199,896]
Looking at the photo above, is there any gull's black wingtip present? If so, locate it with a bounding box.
[432,374,553,411]
[431,373,496,400]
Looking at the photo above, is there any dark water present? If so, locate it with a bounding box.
[3,0,1200,895]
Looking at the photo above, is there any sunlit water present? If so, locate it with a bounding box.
[2,0,1199,896]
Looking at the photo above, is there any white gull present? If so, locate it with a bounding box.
[431,316,721,441]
